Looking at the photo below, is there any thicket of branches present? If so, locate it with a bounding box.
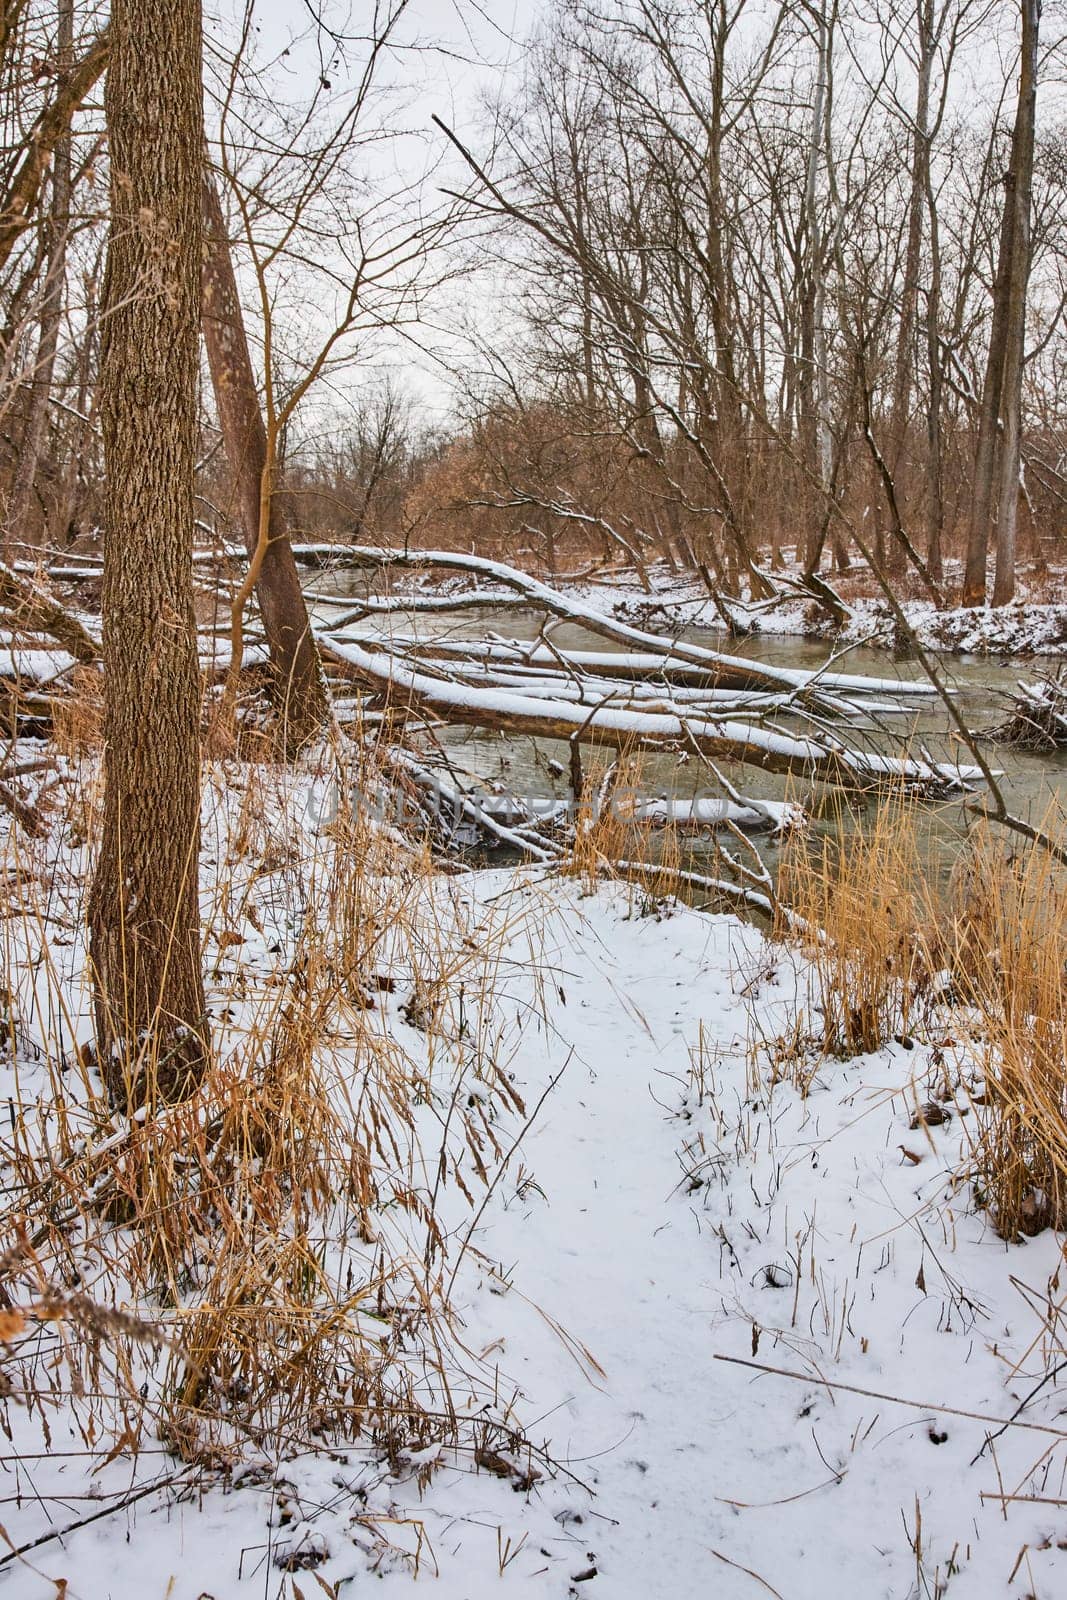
[297,0,1067,608]
[2,1,1065,610]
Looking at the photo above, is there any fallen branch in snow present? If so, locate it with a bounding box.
[328,546,938,706]
[713,1354,1067,1443]
[399,637,894,700]
[0,1471,196,1572]
[606,858,780,926]
[323,635,981,796]
[309,588,527,623]
[380,746,563,862]
[0,563,98,662]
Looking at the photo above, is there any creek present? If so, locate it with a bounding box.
[308,576,1067,883]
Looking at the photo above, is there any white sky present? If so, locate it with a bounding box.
[200,0,539,434]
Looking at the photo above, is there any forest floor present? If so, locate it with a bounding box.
[2,756,1066,1600]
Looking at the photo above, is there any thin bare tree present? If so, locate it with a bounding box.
[201,168,327,750]
[963,0,1040,606]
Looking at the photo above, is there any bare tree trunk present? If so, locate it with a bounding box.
[6,0,73,549]
[885,0,934,580]
[991,2,1039,608]
[801,0,835,574]
[923,121,945,584]
[89,0,209,1109]
[0,27,108,281]
[200,170,327,749]
[53,248,102,543]
[963,0,1039,608]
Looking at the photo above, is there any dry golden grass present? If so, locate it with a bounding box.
[49,664,104,757]
[774,792,936,1059]
[562,750,684,908]
[943,820,1067,1238]
[0,743,549,1492]
[773,792,1067,1242]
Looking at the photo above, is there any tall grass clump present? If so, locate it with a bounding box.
[774,788,1067,1241]
[775,792,936,1059]
[0,744,550,1509]
[945,820,1067,1238]
[563,750,683,908]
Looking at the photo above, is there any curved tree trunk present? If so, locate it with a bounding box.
[200,170,328,751]
[7,0,74,549]
[89,0,208,1109]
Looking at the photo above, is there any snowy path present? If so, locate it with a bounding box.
[464,895,761,1594]
[425,880,1067,1600]
[9,878,1067,1599]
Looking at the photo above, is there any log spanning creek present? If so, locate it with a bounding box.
[306,563,1067,895]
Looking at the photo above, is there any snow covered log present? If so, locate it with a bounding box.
[323,635,982,795]
[332,546,939,705]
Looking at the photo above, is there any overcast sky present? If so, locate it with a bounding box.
[198,0,540,431]
[230,0,532,132]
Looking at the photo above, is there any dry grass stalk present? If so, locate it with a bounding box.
[771,793,1067,1241]
[774,792,935,1060]
[0,741,552,1494]
[563,750,683,908]
[49,665,104,758]
[945,819,1067,1238]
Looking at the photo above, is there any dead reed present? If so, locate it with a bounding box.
[0,741,551,1500]
[944,819,1067,1238]
[771,792,1067,1243]
[774,792,936,1060]
[563,749,684,909]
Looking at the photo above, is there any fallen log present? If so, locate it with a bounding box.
[323,635,981,796]
[390,637,836,689]
[328,547,939,705]
[0,564,98,662]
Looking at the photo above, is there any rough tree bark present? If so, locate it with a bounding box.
[962,0,1039,607]
[7,0,74,548]
[200,170,327,749]
[89,0,209,1108]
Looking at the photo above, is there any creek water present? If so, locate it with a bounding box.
[309,576,1067,883]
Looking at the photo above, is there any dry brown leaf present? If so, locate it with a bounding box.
[0,1309,27,1341]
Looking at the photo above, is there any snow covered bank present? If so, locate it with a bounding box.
[2,786,1065,1599]
[327,554,1067,662]
[576,569,1067,659]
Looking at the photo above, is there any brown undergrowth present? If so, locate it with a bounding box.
[563,749,683,909]
[771,795,1067,1241]
[944,821,1067,1238]
[0,745,550,1525]
[772,792,938,1062]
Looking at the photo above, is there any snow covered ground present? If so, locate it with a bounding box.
[573,568,1067,660]
[4,814,1067,1599]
